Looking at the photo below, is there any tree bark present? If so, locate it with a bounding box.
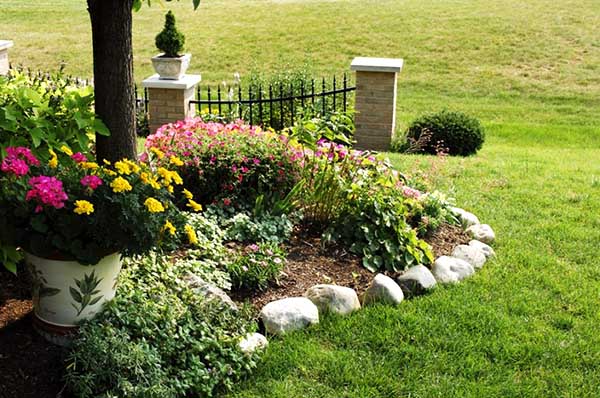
[88,0,137,162]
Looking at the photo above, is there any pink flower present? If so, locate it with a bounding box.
[252,158,260,165]
[247,244,259,252]
[80,175,103,190]
[26,176,68,211]
[402,186,422,199]
[71,152,87,163]
[223,198,231,206]
[1,146,40,176]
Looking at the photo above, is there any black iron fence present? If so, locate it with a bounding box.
[190,74,356,130]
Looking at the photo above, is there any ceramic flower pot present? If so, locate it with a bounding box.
[151,53,192,80]
[24,252,122,346]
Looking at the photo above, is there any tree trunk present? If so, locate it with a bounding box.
[88,0,137,162]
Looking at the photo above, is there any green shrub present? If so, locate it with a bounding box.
[226,242,286,291]
[404,110,485,156]
[0,69,109,158]
[224,211,296,244]
[66,252,257,398]
[155,11,185,57]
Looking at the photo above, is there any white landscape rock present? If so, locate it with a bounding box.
[184,273,238,311]
[451,244,487,269]
[304,284,361,316]
[260,297,319,335]
[450,207,480,228]
[239,333,268,354]
[466,224,495,244]
[395,265,437,298]
[469,240,496,258]
[431,256,475,284]
[363,274,404,306]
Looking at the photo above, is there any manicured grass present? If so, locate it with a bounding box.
[3,0,600,397]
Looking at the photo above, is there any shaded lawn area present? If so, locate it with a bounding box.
[226,124,600,397]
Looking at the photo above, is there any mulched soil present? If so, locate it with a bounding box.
[0,222,468,398]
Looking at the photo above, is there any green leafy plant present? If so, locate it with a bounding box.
[155,10,185,57]
[66,253,258,398]
[226,242,286,291]
[0,69,109,158]
[223,211,296,244]
[404,110,485,156]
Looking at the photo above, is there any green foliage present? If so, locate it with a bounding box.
[0,69,109,158]
[326,185,434,273]
[155,10,185,57]
[285,111,354,150]
[404,110,485,156]
[224,211,295,244]
[66,253,257,398]
[226,242,286,291]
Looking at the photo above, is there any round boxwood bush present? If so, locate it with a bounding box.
[405,110,485,156]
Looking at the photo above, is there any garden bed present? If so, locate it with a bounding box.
[0,222,468,398]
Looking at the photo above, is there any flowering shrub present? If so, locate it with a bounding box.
[0,146,197,271]
[143,118,302,209]
[225,242,286,291]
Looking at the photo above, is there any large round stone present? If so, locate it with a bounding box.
[451,244,487,269]
[395,265,437,298]
[469,240,496,258]
[363,274,404,306]
[305,284,361,315]
[260,297,319,335]
[450,207,480,228]
[431,256,475,284]
[466,224,495,244]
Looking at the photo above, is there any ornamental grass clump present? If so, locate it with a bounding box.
[143,118,302,210]
[0,145,199,272]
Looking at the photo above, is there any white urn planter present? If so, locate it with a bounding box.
[151,53,191,80]
[24,252,123,345]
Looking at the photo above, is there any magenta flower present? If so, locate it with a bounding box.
[1,146,40,176]
[26,176,68,211]
[71,152,87,163]
[80,175,103,190]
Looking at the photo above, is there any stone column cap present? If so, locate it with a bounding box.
[0,40,14,51]
[142,74,201,89]
[351,57,403,73]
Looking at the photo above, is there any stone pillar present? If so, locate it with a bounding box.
[0,40,14,76]
[350,57,404,151]
[141,73,201,133]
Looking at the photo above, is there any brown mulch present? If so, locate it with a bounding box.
[0,222,468,397]
[0,268,71,398]
[231,222,471,309]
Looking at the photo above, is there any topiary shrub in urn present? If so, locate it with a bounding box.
[0,146,196,344]
[151,10,191,80]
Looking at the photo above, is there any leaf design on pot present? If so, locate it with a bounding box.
[27,262,60,307]
[70,270,104,317]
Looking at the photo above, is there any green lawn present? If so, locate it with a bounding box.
[3,0,600,397]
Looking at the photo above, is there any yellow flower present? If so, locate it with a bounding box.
[140,172,161,190]
[186,199,202,212]
[157,167,183,186]
[105,169,117,176]
[144,197,165,213]
[60,145,73,156]
[73,200,94,215]
[81,162,99,170]
[48,149,58,168]
[167,185,174,193]
[184,225,199,245]
[150,147,165,160]
[114,160,132,175]
[122,158,141,174]
[110,177,132,193]
[169,156,184,167]
[163,220,176,236]
[103,159,111,166]
[182,189,193,200]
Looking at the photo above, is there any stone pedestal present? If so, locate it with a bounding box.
[0,40,14,76]
[141,74,201,133]
[350,57,404,151]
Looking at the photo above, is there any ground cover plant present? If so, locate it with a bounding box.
[2,0,600,397]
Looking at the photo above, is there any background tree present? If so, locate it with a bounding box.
[86,0,199,163]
